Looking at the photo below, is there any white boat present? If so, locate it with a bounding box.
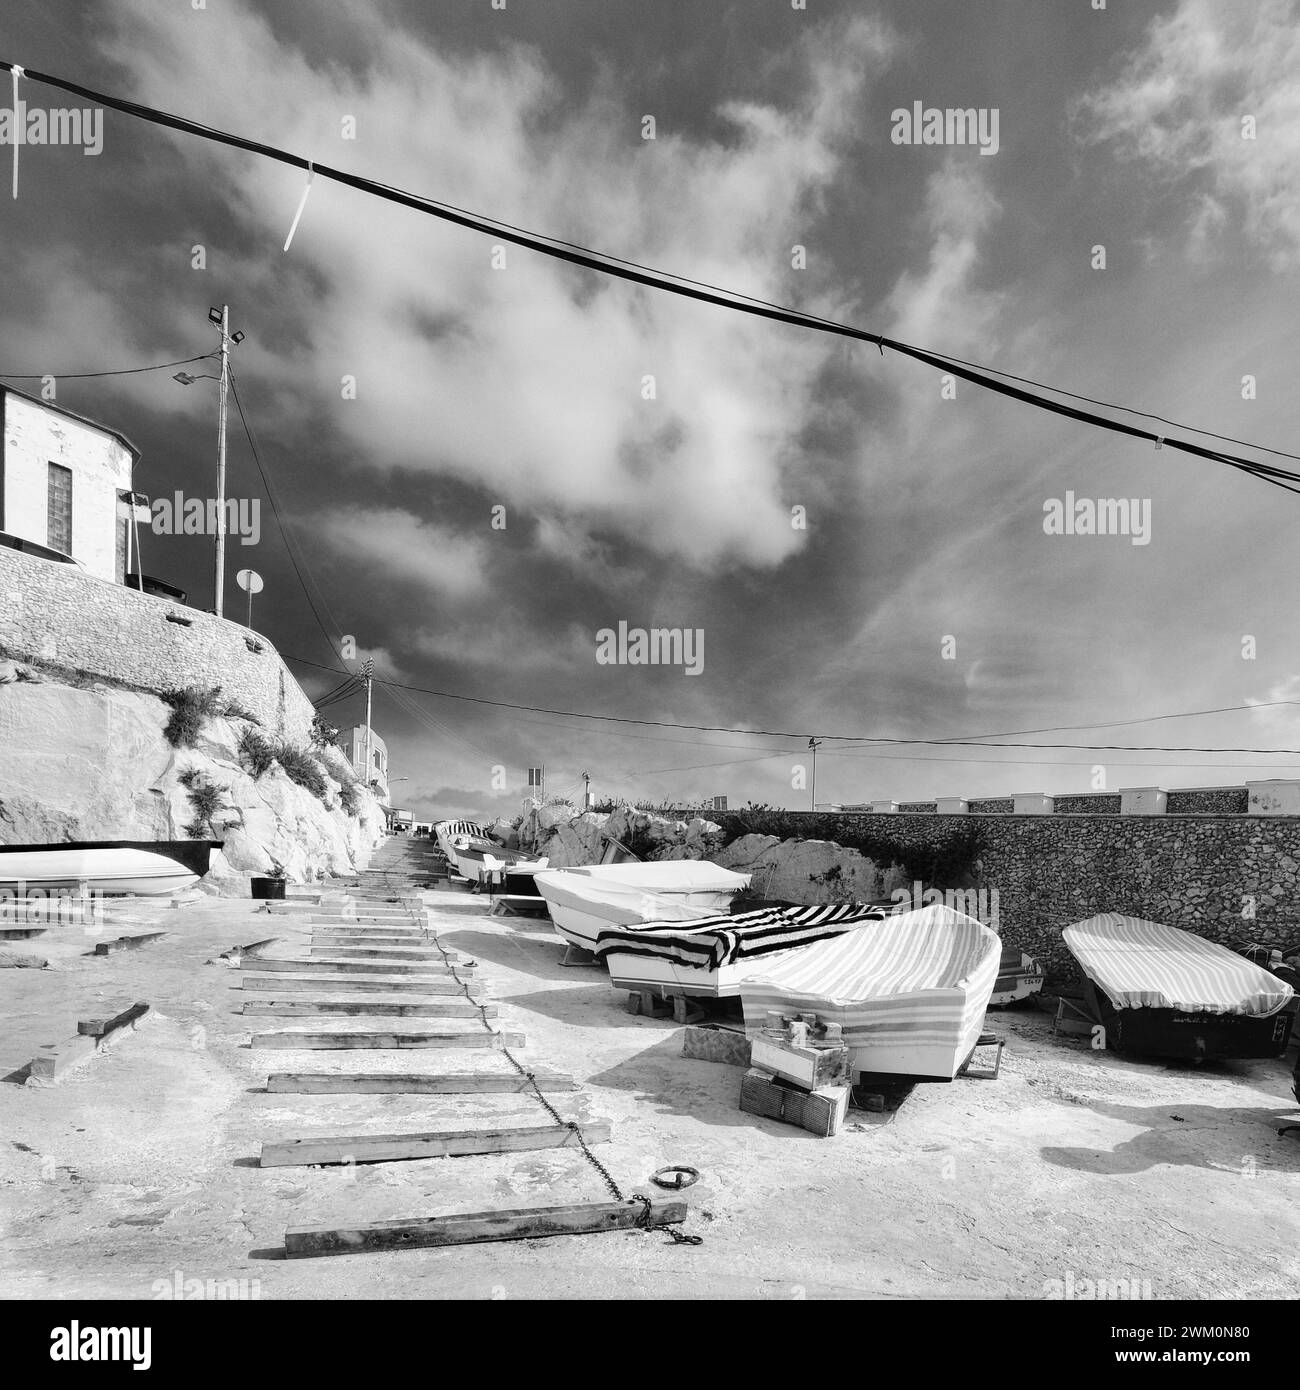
[738,904,1002,1082]
[594,902,894,999]
[989,947,1046,1006]
[533,861,751,952]
[0,847,199,896]
[433,819,488,862]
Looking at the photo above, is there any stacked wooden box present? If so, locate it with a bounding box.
[739,1013,851,1138]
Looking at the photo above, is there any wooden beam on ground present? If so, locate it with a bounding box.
[242,958,471,976]
[310,929,431,941]
[77,1002,150,1036]
[240,973,463,995]
[306,945,450,960]
[261,1120,612,1168]
[265,1070,576,1094]
[251,1029,523,1050]
[283,1196,686,1257]
[93,932,169,956]
[0,927,48,940]
[243,1000,495,1018]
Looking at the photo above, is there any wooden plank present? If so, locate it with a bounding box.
[311,929,432,940]
[306,945,449,960]
[77,1002,150,1036]
[240,973,464,995]
[284,1196,687,1256]
[0,927,48,940]
[241,958,470,976]
[243,1000,495,1018]
[251,1029,524,1050]
[94,931,168,956]
[266,1070,576,1094]
[261,1120,612,1168]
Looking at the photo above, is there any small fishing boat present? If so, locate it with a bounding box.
[433,819,489,863]
[1062,914,1297,1061]
[989,947,1046,1006]
[533,861,751,952]
[738,904,1002,1082]
[594,901,895,999]
[0,847,200,896]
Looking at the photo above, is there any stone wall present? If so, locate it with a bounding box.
[0,546,314,741]
[705,809,1300,983]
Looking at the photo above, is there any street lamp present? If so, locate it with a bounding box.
[174,307,245,617]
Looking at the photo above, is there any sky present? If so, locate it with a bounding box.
[2,0,1300,820]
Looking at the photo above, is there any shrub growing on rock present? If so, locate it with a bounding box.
[274,742,329,801]
[222,700,261,724]
[161,685,223,748]
[238,727,277,777]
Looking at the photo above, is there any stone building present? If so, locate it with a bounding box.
[0,386,142,581]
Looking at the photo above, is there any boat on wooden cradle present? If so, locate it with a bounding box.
[738,904,1003,1083]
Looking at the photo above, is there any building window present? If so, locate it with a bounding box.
[373,750,382,770]
[47,462,72,555]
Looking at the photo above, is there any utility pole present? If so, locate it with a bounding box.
[362,657,374,790]
[808,737,821,811]
[214,304,231,618]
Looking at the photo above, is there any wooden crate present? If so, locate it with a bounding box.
[739,1068,849,1137]
[682,1024,752,1067]
[750,1034,848,1090]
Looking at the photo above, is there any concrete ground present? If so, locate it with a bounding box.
[1,863,1298,1301]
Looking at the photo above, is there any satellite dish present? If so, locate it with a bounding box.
[236,569,264,594]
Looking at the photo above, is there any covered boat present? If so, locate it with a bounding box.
[0,847,200,896]
[594,901,894,999]
[533,861,751,952]
[1062,914,1297,1060]
[738,904,1002,1082]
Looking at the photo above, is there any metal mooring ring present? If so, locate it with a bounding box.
[650,1165,700,1190]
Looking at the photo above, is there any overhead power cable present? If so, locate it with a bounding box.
[4,61,1299,493]
[280,653,1300,755]
[226,369,348,661]
[0,352,215,380]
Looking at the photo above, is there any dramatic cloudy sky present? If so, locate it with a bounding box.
[3,0,1300,819]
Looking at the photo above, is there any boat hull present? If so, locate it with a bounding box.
[739,905,1002,1083]
[989,948,1046,1006]
[0,847,201,896]
[1082,980,1297,1060]
[543,890,730,952]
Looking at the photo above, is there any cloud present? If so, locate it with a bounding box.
[96,1,896,570]
[1075,0,1300,268]
[314,507,489,600]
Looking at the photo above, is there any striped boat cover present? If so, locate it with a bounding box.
[1063,914,1295,1016]
[738,905,1001,1069]
[593,902,893,973]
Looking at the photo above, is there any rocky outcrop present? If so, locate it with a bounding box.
[517,803,727,867]
[714,834,907,904]
[0,668,384,891]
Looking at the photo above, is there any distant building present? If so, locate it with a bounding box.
[1,386,141,581]
[345,725,389,803]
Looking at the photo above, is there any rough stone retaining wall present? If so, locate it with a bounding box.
[706,809,1300,983]
[0,547,314,741]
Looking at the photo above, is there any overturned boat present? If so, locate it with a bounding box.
[1062,914,1297,1061]
[0,846,201,896]
[738,904,1002,1082]
[594,901,895,999]
[533,861,751,952]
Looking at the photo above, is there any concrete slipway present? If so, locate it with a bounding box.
[0,865,1297,1301]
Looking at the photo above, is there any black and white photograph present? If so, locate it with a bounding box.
[0,0,1295,1352]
